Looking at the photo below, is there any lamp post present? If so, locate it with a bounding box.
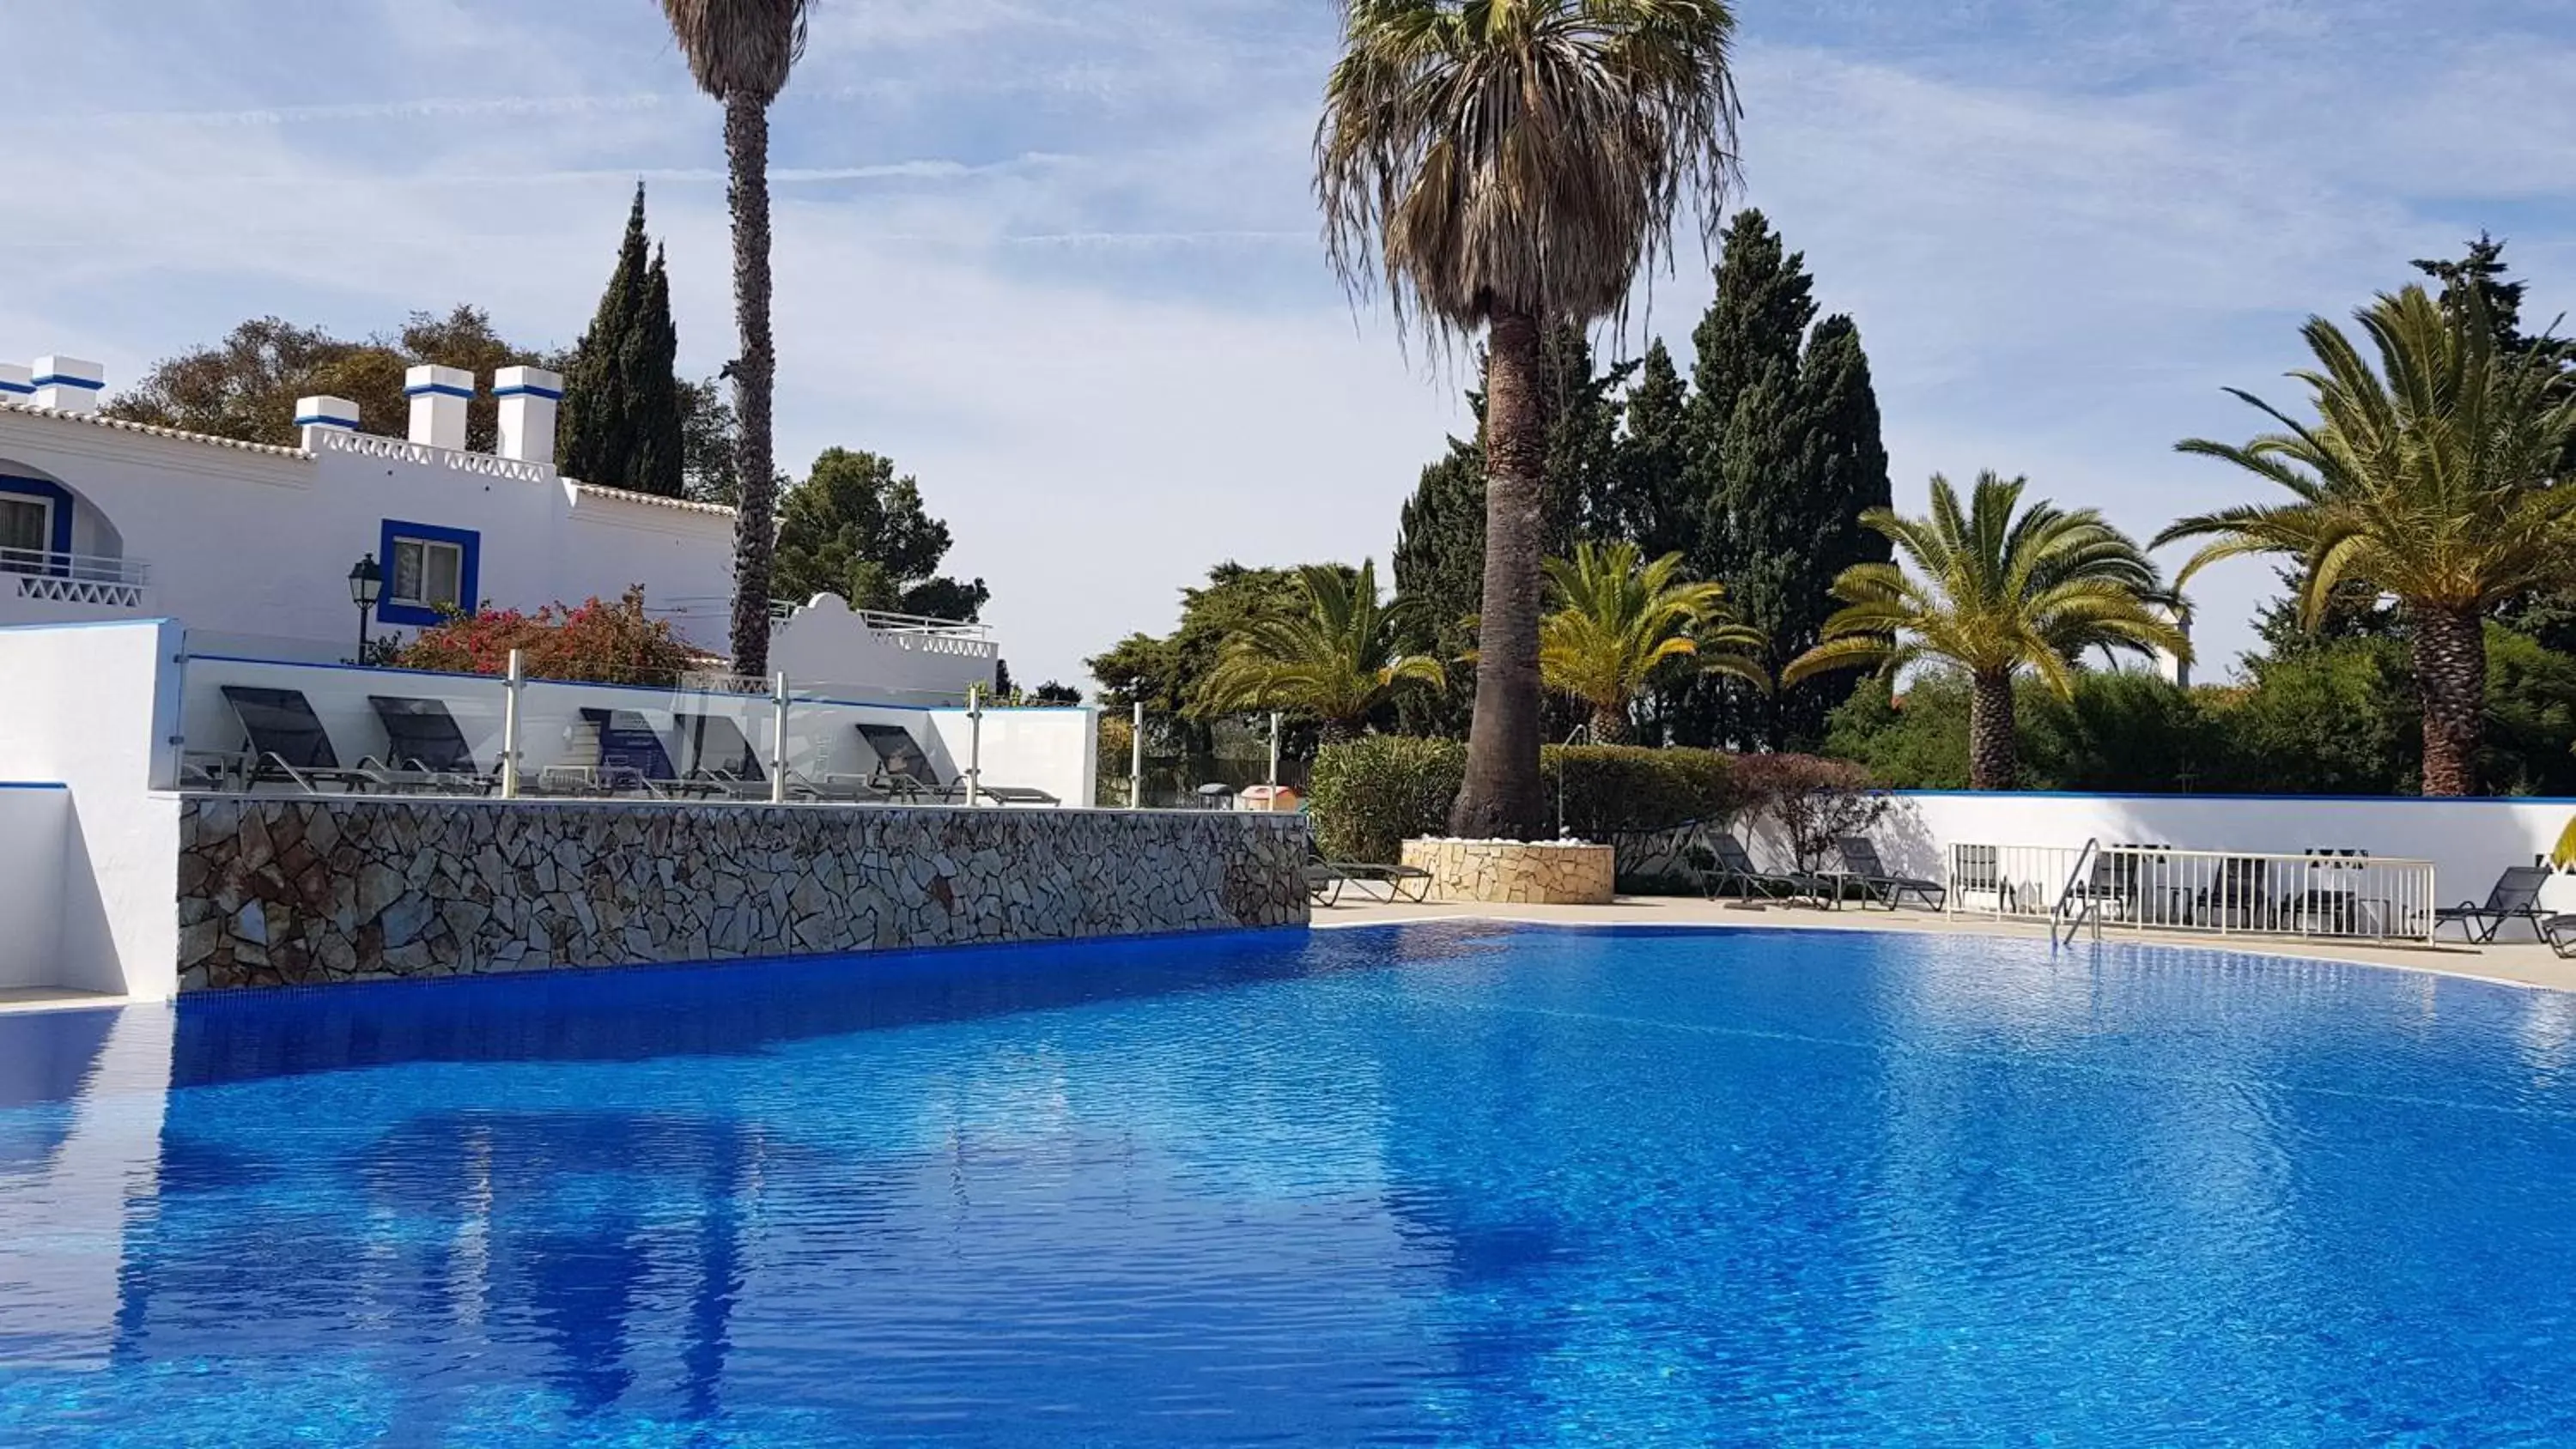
[348,553,383,657]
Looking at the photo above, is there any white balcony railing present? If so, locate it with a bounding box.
[1947,842,2439,943]
[1,549,153,610]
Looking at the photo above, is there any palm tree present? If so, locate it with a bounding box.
[2160,285,2576,796]
[659,0,813,678]
[1784,472,2187,791]
[1538,540,1764,743]
[1200,561,1446,742]
[1316,0,1741,837]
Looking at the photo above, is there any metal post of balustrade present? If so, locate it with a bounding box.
[500,648,524,799]
[966,684,985,808]
[770,671,790,805]
[1130,700,1145,810]
[1267,712,1281,788]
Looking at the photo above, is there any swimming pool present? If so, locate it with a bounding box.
[5,922,2576,1445]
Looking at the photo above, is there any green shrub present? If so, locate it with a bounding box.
[1543,745,1737,841]
[1309,736,1467,863]
[1309,738,1741,861]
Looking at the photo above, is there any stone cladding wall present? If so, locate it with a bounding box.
[1399,839,1617,906]
[176,797,1307,990]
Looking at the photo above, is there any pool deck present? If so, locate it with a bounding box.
[1315,894,2576,993]
[5,897,2568,1016]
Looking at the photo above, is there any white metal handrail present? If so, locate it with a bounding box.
[1950,842,2439,944]
[0,547,150,584]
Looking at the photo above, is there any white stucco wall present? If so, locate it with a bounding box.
[1871,791,2576,916]
[0,407,737,652]
[0,785,69,989]
[0,619,185,997]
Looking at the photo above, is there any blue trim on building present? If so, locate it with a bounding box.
[0,781,69,790]
[403,383,474,399]
[0,381,32,396]
[292,414,358,428]
[1889,787,2576,806]
[0,474,77,574]
[376,518,482,627]
[29,374,103,391]
[493,385,563,400]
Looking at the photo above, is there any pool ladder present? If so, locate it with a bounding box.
[2055,837,2104,949]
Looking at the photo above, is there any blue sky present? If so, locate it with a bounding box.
[7,1,2573,689]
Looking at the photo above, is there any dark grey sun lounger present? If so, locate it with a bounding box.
[2436,865,2555,943]
[2547,914,2576,959]
[855,722,1059,806]
[221,686,371,793]
[676,712,885,803]
[365,695,496,794]
[1306,850,1432,904]
[1834,836,1947,910]
[1703,833,1834,902]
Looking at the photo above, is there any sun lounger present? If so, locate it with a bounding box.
[1306,851,1433,904]
[1703,833,1834,903]
[676,712,886,803]
[2436,865,2555,943]
[363,695,497,795]
[1833,836,1946,910]
[536,708,696,798]
[855,721,1059,806]
[2545,914,2576,959]
[219,686,372,793]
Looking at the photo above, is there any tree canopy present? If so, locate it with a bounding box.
[771,447,988,622]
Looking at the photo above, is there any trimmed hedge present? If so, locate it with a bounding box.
[1309,737,1743,863]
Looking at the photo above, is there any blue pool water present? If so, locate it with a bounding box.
[6,923,2576,1446]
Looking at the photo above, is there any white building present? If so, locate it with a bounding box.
[0,355,995,702]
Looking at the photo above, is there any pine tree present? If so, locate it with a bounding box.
[558,184,685,497]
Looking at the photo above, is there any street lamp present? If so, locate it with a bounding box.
[348,553,383,656]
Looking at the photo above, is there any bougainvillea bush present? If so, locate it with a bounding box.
[392,585,702,686]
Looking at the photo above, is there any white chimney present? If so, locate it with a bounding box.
[405,364,471,451]
[2154,604,2192,689]
[493,365,562,466]
[295,394,361,450]
[32,356,103,413]
[0,363,30,403]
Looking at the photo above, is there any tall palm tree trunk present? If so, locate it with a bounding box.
[1967,668,2018,791]
[2415,605,2486,797]
[1449,307,1550,839]
[724,91,779,678]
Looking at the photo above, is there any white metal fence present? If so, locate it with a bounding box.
[1947,842,2439,943]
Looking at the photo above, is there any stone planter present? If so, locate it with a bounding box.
[1399,838,1616,906]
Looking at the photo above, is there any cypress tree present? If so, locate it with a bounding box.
[558,184,686,497]
[1662,210,1892,750]
[1597,341,1695,564]
[623,246,685,497]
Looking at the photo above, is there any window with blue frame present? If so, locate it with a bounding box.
[378,519,481,627]
[0,475,74,575]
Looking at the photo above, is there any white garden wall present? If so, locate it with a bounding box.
[1875,791,2576,917]
[0,619,185,997]
[0,785,69,989]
